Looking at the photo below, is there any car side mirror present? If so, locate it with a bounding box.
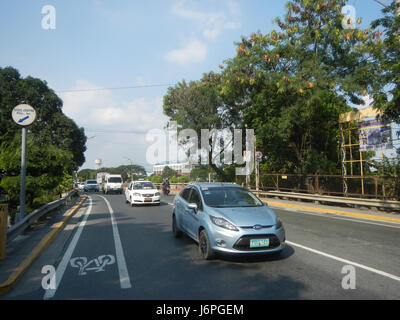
[187,203,198,213]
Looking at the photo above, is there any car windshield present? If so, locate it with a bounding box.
[108,177,122,183]
[200,187,263,208]
[87,180,97,184]
[133,182,155,189]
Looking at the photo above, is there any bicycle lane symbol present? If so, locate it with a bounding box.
[70,255,115,276]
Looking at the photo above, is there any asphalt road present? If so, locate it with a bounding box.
[2,193,400,300]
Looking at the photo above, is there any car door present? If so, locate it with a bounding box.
[176,187,191,232]
[185,188,202,239]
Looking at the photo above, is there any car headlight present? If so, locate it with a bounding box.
[275,218,283,230]
[133,192,141,196]
[155,192,160,196]
[210,216,239,231]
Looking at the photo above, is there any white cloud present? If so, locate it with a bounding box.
[165,0,241,66]
[165,39,208,66]
[60,80,116,124]
[60,80,169,170]
[171,0,241,41]
[60,80,166,131]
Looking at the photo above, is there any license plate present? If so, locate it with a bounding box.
[144,198,152,202]
[250,239,269,248]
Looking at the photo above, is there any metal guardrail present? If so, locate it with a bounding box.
[6,190,77,243]
[149,181,400,210]
[252,190,400,210]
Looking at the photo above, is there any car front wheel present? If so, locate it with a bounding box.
[198,230,215,260]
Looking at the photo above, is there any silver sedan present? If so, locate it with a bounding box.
[172,183,286,260]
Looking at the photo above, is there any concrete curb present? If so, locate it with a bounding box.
[263,200,400,224]
[0,195,87,296]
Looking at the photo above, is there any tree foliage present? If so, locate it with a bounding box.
[369,2,400,123]
[0,66,87,212]
[163,75,233,180]
[163,0,385,175]
[162,166,178,179]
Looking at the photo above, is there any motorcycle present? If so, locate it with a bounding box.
[162,186,170,196]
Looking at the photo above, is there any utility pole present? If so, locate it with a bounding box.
[124,157,134,182]
[255,135,259,195]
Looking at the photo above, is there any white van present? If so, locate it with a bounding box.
[103,174,123,194]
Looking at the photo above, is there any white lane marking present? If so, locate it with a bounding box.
[99,195,132,289]
[43,197,93,300]
[63,224,75,231]
[286,240,400,282]
[269,205,400,229]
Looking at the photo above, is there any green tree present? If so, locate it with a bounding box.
[178,175,190,183]
[0,67,87,172]
[0,66,87,213]
[189,166,211,181]
[369,2,400,124]
[163,76,233,181]
[162,166,177,179]
[148,174,163,184]
[219,0,377,174]
[0,133,74,212]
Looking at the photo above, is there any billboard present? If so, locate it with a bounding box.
[358,120,393,152]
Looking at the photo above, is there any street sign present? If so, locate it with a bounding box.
[12,104,37,126]
[255,151,263,162]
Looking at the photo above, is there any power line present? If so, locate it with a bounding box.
[56,83,175,93]
[373,0,388,7]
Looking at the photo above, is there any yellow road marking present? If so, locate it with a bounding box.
[263,200,400,223]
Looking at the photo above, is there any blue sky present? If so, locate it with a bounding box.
[0,0,392,171]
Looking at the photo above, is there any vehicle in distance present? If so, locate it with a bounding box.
[103,174,123,194]
[84,180,100,192]
[125,180,160,206]
[96,172,108,192]
[77,182,85,191]
[172,183,286,260]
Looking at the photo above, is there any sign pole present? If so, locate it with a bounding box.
[254,149,263,196]
[16,127,27,223]
[11,104,37,223]
[0,204,8,260]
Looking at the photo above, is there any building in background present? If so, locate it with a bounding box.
[153,162,193,175]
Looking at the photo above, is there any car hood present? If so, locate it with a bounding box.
[134,189,158,194]
[207,206,277,227]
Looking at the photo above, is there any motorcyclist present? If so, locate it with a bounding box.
[162,178,170,195]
